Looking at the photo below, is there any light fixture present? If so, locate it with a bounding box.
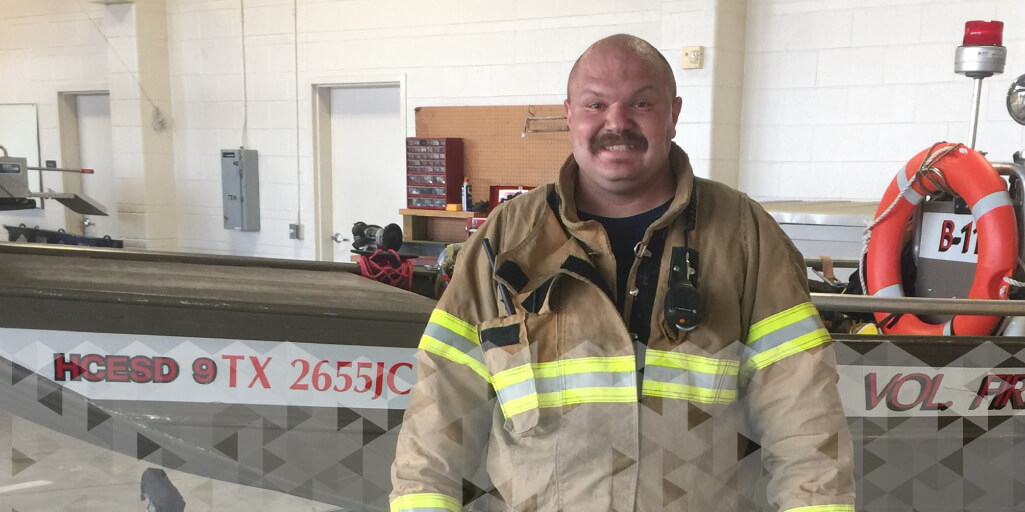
[1007,74,1025,126]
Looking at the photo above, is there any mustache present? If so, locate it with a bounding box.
[590,130,648,152]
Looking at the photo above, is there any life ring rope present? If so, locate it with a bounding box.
[1006,276,1025,288]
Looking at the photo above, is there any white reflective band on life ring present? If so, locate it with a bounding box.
[971,190,1012,220]
[874,284,903,298]
[943,321,953,336]
[897,166,924,205]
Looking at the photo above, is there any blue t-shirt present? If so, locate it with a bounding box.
[579,199,672,309]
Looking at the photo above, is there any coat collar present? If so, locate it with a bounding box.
[554,143,696,243]
[493,144,695,303]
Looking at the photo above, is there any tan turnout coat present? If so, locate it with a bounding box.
[390,145,855,512]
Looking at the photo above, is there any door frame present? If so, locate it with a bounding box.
[310,74,406,262]
[57,90,109,235]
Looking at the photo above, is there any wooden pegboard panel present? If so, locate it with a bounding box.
[414,105,571,195]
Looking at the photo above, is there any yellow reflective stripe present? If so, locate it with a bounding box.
[503,386,639,419]
[783,505,854,512]
[642,380,737,404]
[532,355,635,378]
[746,302,819,345]
[501,392,540,417]
[492,363,533,390]
[429,309,479,345]
[391,492,461,512]
[646,349,739,375]
[419,335,491,382]
[536,386,636,406]
[746,329,831,372]
[491,357,635,390]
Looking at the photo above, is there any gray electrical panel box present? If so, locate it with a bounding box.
[221,148,260,231]
[0,155,32,199]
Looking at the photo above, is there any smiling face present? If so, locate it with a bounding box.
[564,37,682,208]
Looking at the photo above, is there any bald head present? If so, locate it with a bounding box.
[567,34,677,102]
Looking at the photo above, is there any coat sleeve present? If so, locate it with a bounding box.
[738,198,856,512]
[389,216,506,512]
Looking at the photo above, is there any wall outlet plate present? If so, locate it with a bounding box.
[289,223,304,240]
[682,46,704,70]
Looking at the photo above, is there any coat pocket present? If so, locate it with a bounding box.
[479,313,541,434]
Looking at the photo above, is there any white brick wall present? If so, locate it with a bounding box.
[0,1,723,258]
[164,0,718,258]
[0,2,109,232]
[741,0,1025,201]
[8,0,1023,257]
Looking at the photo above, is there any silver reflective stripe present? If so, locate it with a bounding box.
[746,315,825,355]
[495,378,535,405]
[644,365,735,390]
[896,165,911,190]
[423,322,485,366]
[874,283,903,298]
[896,167,924,205]
[971,190,1012,220]
[902,186,923,205]
[943,321,953,336]
[535,370,635,393]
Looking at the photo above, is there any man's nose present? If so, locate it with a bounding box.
[604,103,632,131]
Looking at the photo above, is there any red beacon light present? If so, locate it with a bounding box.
[955,20,1006,79]
[955,20,1007,148]
[963,20,1003,47]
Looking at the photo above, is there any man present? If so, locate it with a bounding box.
[390,34,855,511]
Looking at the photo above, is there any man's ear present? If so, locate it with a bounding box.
[564,99,572,125]
[668,96,682,138]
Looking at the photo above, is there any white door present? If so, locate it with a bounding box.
[76,94,116,239]
[329,84,405,262]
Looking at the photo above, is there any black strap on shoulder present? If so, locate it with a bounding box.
[547,190,565,230]
[683,187,698,233]
[629,228,668,344]
[679,185,700,287]
[632,184,700,343]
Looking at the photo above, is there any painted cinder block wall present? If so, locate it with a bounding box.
[2,0,1024,259]
[741,0,1025,201]
[168,0,729,259]
[0,1,110,235]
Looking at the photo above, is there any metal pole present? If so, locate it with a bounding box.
[968,77,984,148]
[812,292,1025,316]
[26,166,93,174]
[805,258,859,270]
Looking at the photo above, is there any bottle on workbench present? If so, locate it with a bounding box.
[461,178,472,212]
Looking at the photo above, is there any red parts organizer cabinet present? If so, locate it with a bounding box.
[406,137,464,210]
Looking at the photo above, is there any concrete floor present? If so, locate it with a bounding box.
[0,410,344,512]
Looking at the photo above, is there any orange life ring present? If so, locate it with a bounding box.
[865,143,1018,335]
